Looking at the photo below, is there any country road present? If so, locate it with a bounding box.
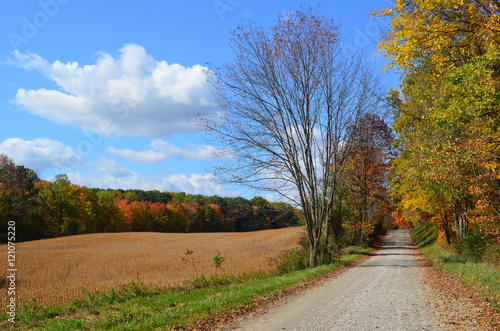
[221,229,497,330]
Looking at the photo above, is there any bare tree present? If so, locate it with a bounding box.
[199,7,385,267]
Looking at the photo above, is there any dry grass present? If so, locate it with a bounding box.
[0,227,303,307]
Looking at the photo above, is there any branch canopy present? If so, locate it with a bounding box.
[203,7,383,199]
[199,6,385,267]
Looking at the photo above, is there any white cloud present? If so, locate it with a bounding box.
[105,138,225,163]
[94,158,135,178]
[9,44,217,136]
[105,146,166,164]
[66,158,237,196]
[151,139,221,160]
[0,138,85,171]
[4,50,50,72]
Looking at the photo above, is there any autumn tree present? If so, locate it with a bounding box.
[376,1,500,249]
[166,201,188,232]
[270,202,301,229]
[0,154,41,241]
[94,190,127,232]
[38,174,79,236]
[71,185,97,234]
[129,201,153,231]
[201,204,218,232]
[208,203,231,231]
[225,197,254,232]
[344,113,394,244]
[149,202,170,232]
[200,7,385,267]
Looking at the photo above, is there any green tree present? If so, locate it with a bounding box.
[202,204,218,232]
[39,174,77,236]
[0,154,41,241]
[95,190,127,232]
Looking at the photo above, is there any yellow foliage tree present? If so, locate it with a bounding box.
[376,1,500,246]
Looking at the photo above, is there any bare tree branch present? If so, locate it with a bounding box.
[198,6,386,267]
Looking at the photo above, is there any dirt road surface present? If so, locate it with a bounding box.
[222,229,497,330]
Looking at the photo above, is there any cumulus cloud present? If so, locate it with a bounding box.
[66,158,236,196]
[105,138,225,163]
[0,138,85,171]
[8,44,217,136]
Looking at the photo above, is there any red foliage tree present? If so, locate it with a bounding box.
[345,114,394,243]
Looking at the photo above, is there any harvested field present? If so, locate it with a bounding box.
[0,227,303,307]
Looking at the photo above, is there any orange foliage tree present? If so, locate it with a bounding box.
[344,113,394,244]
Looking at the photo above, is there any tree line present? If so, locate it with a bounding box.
[0,112,394,246]
[376,0,500,261]
[0,153,300,242]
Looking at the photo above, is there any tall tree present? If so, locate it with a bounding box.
[39,174,77,236]
[0,154,40,240]
[376,1,500,243]
[344,113,394,244]
[200,7,385,267]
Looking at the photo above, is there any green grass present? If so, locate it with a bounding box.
[412,222,439,248]
[412,223,500,310]
[0,247,372,330]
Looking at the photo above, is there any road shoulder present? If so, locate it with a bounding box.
[421,258,500,330]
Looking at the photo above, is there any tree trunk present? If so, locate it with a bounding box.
[309,239,319,268]
[443,212,452,245]
[323,217,331,258]
[307,215,322,268]
[200,7,385,269]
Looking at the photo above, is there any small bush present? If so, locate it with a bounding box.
[123,280,150,297]
[206,274,238,286]
[184,276,210,289]
[213,253,225,270]
[483,244,500,264]
[454,227,490,262]
[271,247,309,274]
[71,279,151,312]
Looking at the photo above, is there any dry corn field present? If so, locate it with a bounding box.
[0,227,302,307]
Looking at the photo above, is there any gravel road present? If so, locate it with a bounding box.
[224,229,445,330]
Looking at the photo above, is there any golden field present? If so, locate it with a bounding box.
[0,227,302,307]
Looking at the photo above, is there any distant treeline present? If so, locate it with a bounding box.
[0,154,300,242]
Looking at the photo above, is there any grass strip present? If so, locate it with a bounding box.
[0,247,372,330]
[412,223,500,310]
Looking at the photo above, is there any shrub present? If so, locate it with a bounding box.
[483,244,500,264]
[271,247,309,274]
[454,227,488,262]
[183,276,209,289]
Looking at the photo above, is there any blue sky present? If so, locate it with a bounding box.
[0,0,395,199]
